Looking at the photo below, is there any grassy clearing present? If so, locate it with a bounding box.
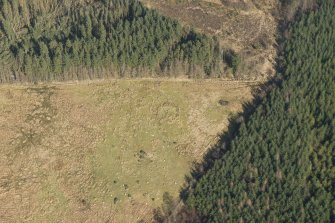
[0,80,254,222]
[91,82,193,211]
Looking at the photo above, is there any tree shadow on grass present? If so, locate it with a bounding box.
[177,11,292,211]
[149,73,284,223]
[180,74,283,201]
[175,74,284,223]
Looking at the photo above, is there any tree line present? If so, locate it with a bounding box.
[0,0,235,83]
[184,0,335,222]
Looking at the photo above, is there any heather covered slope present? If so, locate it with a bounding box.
[141,0,279,80]
[187,1,335,222]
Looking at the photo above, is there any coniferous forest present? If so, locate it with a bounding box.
[0,0,229,83]
[186,0,335,222]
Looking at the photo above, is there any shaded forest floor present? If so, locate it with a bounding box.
[0,79,255,222]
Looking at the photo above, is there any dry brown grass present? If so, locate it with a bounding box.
[0,79,255,222]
